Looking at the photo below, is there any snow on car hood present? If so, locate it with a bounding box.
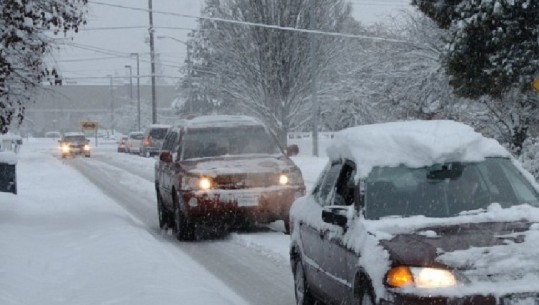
[363,203,539,297]
[327,120,510,178]
[183,155,292,177]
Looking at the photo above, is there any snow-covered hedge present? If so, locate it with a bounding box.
[519,137,539,180]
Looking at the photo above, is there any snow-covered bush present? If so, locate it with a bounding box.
[519,137,539,180]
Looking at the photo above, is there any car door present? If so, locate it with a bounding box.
[299,160,343,301]
[320,161,357,304]
[159,130,178,208]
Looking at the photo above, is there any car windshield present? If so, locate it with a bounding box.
[182,126,281,159]
[130,133,143,140]
[364,157,539,219]
[149,128,168,139]
[63,136,86,143]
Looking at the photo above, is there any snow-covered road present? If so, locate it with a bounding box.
[0,138,327,305]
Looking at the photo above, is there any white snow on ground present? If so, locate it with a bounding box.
[0,137,328,305]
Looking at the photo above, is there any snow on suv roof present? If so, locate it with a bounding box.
[327,120,511,178]
[183,115,264,129]
[63,132,85,137]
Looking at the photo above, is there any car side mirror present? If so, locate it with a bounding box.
[286,144,299,157]
[159,151,173,163]
[321,206,348,227]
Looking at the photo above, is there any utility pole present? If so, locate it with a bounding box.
[148,0,157,124]
[107,74,115,135]
[309,1,319,157]
[131,53,141,131]
[125,64,133,101]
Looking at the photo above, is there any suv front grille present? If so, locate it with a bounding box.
[214,173,277,189]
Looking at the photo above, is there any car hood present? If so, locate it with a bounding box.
[379,221,533,267]
[182,155,294,176]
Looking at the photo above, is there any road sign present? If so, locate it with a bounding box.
[81,121,98,130]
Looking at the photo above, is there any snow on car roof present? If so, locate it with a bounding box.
[183,115,263,129]
[327,120,511,178]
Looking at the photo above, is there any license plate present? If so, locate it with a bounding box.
[236,193,259,207]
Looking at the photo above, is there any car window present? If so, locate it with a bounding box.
[314,161,343,207]
[333,162,356,206]
[364,157,539,219]
[182,126,281,159]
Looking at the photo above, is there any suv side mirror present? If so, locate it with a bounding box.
[321,206,348,227]
[286,144,299,157]
[159,151,173,163]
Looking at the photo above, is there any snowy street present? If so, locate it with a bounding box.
[0,138,326,305]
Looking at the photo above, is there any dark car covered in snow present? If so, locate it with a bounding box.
[155,115,305,240]
[290,120,539,305]
[58,132,91,158]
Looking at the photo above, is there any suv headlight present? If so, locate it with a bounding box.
[386,266,457,288]
[183,176,213,191]
[83,144,90,151]
[279,168,303,186]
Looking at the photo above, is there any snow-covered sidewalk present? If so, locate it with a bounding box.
[0,141,249,305]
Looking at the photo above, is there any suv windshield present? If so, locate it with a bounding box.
[182,126,281,159]
[130,133,143,140]
[364,157,539,219]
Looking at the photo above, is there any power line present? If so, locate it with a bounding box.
[79,25,195,31]
[89,0,407,44]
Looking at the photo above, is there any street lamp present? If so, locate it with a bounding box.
[130,53,141,131]
[124,64,133,101]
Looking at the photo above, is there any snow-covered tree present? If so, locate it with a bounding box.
[412,0,539,99]
[187,0,352,145]
[0,0,88,133]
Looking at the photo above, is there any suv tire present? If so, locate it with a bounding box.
[157,191,172,229]
[172,193,195,241]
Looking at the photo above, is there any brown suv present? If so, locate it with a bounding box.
[155,115,305,240]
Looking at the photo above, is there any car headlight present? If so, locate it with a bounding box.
[279,168,303,186]
[61,144,70,153]
[83,144,90,151]
[183,176,213,191]
[198,177,212,190]
[278,174,289,185]
[386,266,457,288]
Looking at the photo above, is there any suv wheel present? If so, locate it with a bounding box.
[157,192,171,229]
[173,194,195,241]
[283,217,291,235]
[293,258,315,305]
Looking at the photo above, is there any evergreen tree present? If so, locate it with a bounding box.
[412,0,539,99]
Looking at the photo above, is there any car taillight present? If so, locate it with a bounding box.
[144,137,151,146]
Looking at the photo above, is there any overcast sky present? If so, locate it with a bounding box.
[48,0,411,86]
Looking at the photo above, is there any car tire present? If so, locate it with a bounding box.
[354,274,376,305]
[293,258,316,305]
[157,191,172,229]
[172,193,195,241]
[283,217,291,235]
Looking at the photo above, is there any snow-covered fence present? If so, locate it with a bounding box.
[0,151,17,194]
